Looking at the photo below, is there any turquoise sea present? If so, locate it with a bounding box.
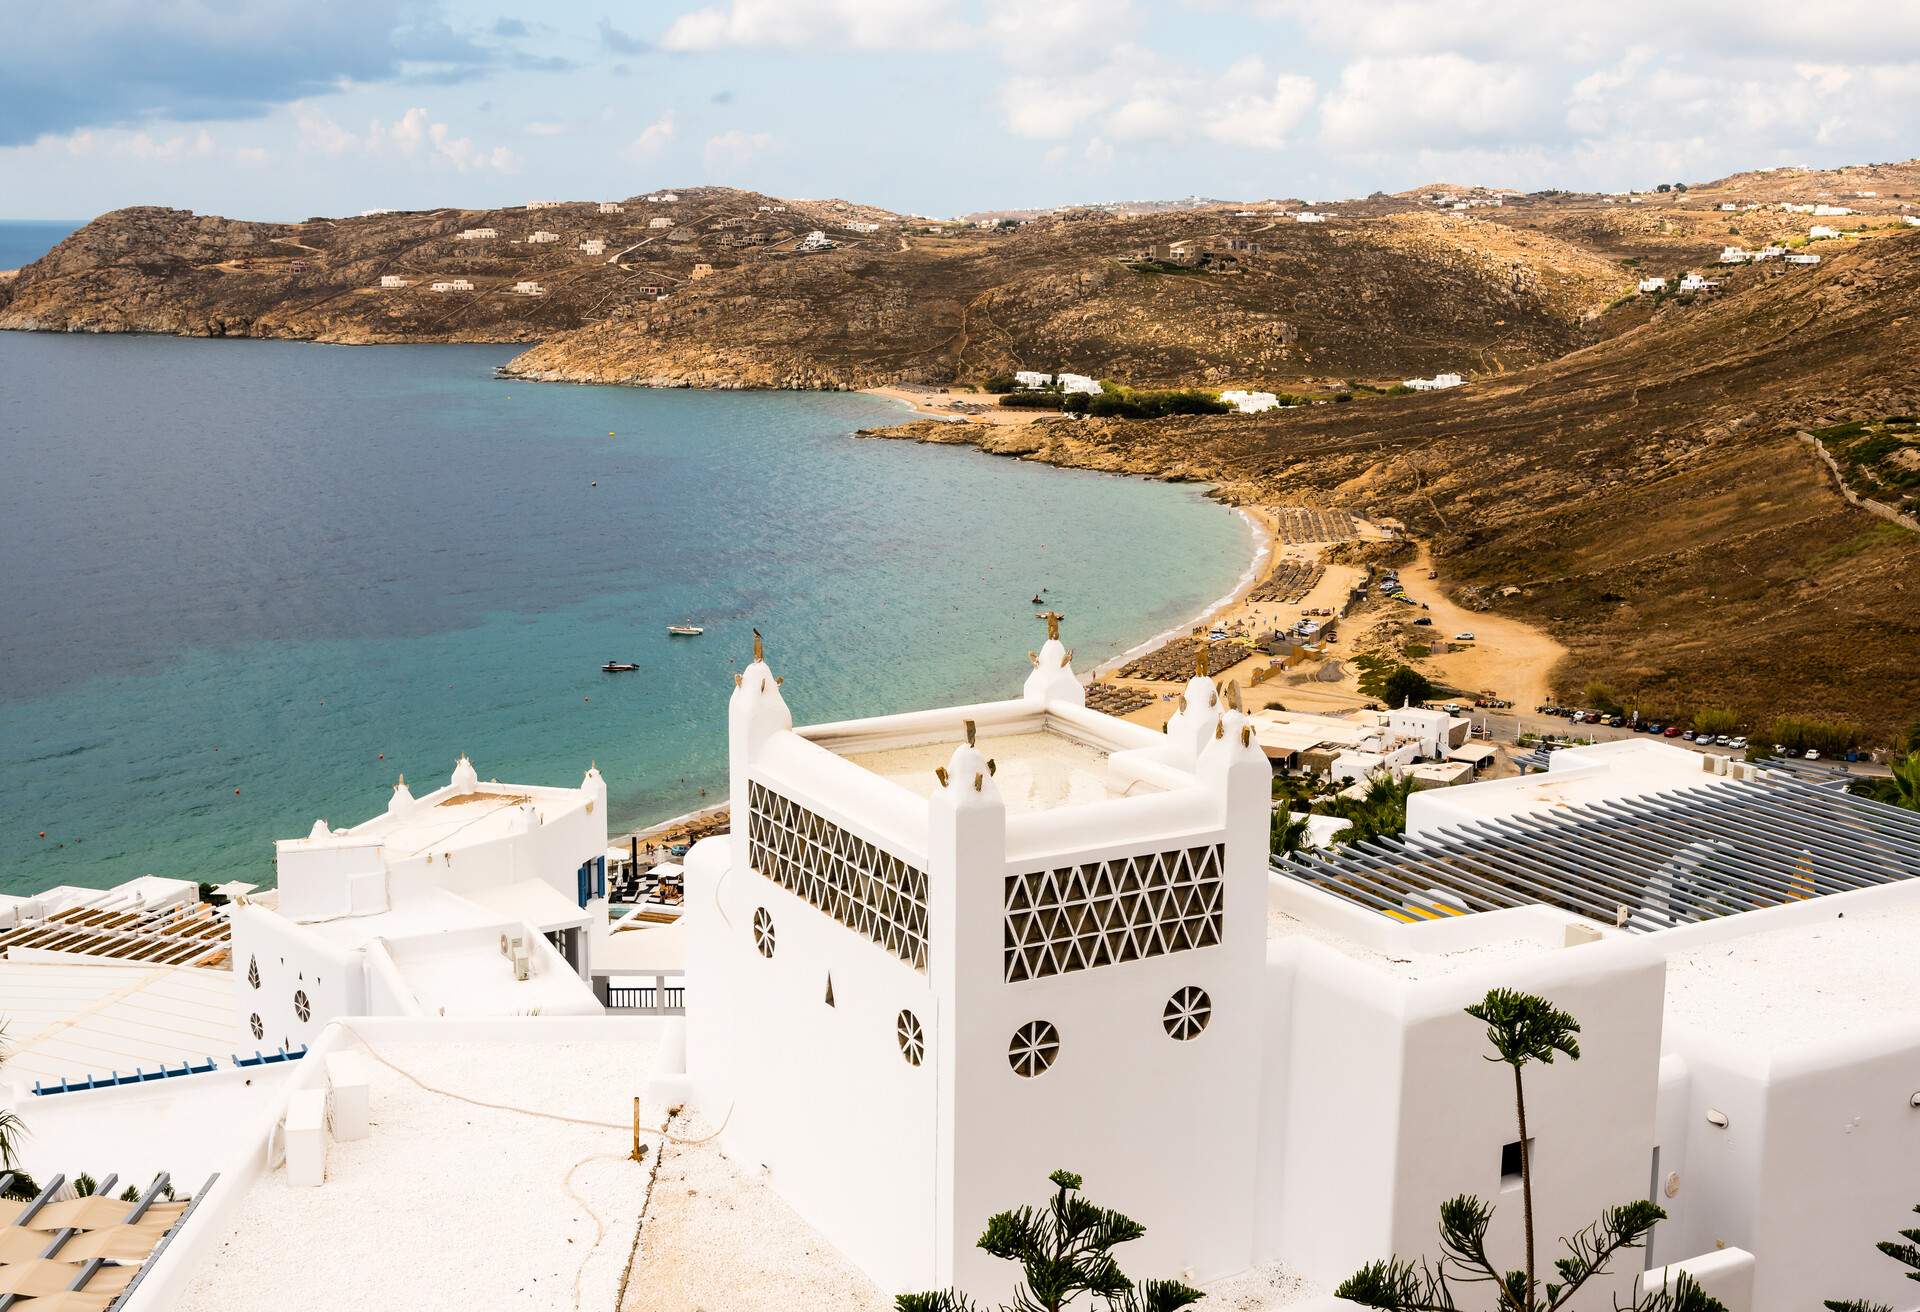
[0,335,1252,892]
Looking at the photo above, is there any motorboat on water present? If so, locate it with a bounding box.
[666,624,704,637]
[603,661,640,673]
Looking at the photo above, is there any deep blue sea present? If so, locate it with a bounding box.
[0,221,80,271]
[0,335,1252,891]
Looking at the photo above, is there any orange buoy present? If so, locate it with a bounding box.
[38,832,45,839]
[234,788,242,795]
[378,753,384,760]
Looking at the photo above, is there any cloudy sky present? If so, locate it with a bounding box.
[4,0,1917,221]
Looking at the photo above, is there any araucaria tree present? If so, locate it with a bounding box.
[1336,988,1725,1312]
[1825,1201,1920,1312]
[897,1169,1204,1312]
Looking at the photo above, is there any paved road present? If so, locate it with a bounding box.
[1464,710,1891,778]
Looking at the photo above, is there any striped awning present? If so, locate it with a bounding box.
[1274,776,1920,932]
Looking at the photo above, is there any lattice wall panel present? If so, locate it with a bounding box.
[747,781,929,971]
[1004,845,1225,982]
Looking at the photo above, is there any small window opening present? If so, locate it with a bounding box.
[1501,1138,1533,1190]
[824,974,836,1008]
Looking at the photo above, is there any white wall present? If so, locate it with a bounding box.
[230,906,364,1054]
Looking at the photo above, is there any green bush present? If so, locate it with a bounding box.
[999,391,1065,409]
[1061,385,1230,419]
[1692,707,1742,736]
[981,374,1018,394]
[1766,716,1862,755]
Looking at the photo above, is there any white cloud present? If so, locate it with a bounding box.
[295,104,515,172]
[121,129,216,162]
[625,113,676,161]
[663,0,969,51]
[1204,64,1316,149]
[525,121,567,137]
[1321,54,1547,150]
[1000,78,1110,140]
[231,146,271,166]
[704,128,773,170]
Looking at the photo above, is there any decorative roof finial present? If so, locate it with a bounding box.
[964,718,977,748]
[1037,610,1065,642]
[1195,633,1211,679]
[396,773,406,788]
[753,628,764,664]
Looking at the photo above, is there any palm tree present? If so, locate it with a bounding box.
[1271,805,1310,858]
[1826,1201,1920,1312]
[1848,753,1920,811]
[1325,770,1417,846]
[0,1024,25,1177]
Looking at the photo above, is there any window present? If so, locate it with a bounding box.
[246,956,260,989]
[824,974,836,1008]
[1162,986,1212,1040]
[293,989,311,1023]
[249,1013,264,1041]
[1008,1020,1060,1078]
[1004,844,1225,982]
[896,1010,924,1067]
[1501,1138,1532,1190]
[752,907,776,958]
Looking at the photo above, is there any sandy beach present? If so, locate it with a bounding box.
[863,383,1053,426]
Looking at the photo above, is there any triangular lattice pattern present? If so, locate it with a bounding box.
[1003,844,1225,982]
[747,781,930,971]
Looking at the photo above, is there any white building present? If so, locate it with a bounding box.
[1221,389,1281,414]
[1638,276,1669,293]
[797,230,836,252]
[1718,246,1751,264]
[526,200,564,210]
[1753,245,1786,261]
[648,216,674,230]
[454,228,497,241]
[1294,211,1327,223]
[844,220,881,233]
[1785,252,1822,265]
[598,202,625,214]
[512,280,544,295]
[1809,225,1840,240]
[1055,373,1102,394]
[1404,372,1465,390]
[429,279,473,292]
[15,634,1920,1312]
[646,192,680,203]
[1812,204,1855,216]
[233,755,611,1051]
[378,275,411,288]
[1013,371,1053,390]
[1679,273,1720,292]
[1718,203,1738,212]
[527,230,561,244]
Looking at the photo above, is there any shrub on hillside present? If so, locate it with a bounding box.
[999,391,1065,409]
[1061,386,1230,419]
[1766,716,1863,756]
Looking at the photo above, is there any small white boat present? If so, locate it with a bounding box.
[666,624,704,637]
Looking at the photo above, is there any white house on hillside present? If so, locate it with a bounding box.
[598,202,625,214]
[1639,276,1669,292]
[1404,372,1464,390]
[378,275,411,288]
[1809,225,1840,240]
[1221,389,1281,414]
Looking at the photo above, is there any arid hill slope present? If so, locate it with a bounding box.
[869,231,1920,733]
[0,189,893,343]
[1,191,1623,384]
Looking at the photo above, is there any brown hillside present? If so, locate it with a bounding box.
[872,232,1920,735]
[504,209,1624,388]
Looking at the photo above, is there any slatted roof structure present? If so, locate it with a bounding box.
[0,905,229,970]
[0,1170,208,1311]
[1275,776,1920,932]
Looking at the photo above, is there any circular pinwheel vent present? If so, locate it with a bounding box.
[1008,1020,1060,1078]
[752,907,776,958]
[1163,986,1212,1041]
[249,1013,264,1041]
[293,989,311,1023]
[896,1010,925,1067]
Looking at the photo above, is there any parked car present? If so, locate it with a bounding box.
[1454,632,1476,641]
[1713,735,1732,747]
[1804,749,1821,761]
[1647,723,1664,735]
[1663,726,1683,737]
[1608,715,1626,728]
[1682,730,1696,741]
[1413,617,1432,626]
[1728,736,1747,749]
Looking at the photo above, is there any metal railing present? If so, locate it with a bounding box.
[605,973,686,1015]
